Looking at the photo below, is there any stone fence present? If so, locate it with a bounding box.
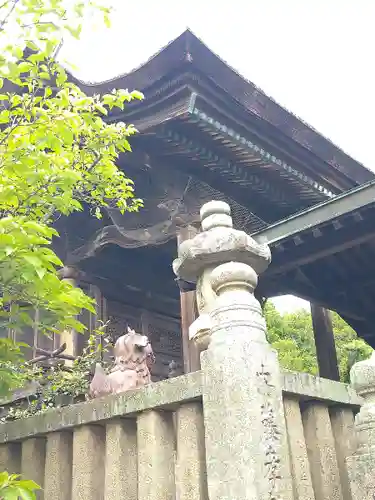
[1,199,374,499]
[0,370,363,500]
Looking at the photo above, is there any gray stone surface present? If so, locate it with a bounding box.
[0,442,21,473]
[21,437,46,499]
[283,396,315,500]
[177,200,291,500]
[44,431,73,500]
[72,425,105,500]
[347,351,375,499]
[173,201,271,283]
[0,371,202,442]
[201,260,292,500]
[330,408,356,500]
[0,370,361,444]
[137,410,175,500]
[302,402,343,500]
[175,402,208,500]
[104,420,137,499]
[282,371,362,406]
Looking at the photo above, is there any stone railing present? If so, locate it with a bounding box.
[0,372,204,500]
[0,371,362,500]
[283,372,360,500]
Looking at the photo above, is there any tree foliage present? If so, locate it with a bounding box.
[265,301,372,383]
[0,0,142,395]
[0,471,40,499]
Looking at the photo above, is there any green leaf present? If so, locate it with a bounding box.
[0,110,10,124]
[0,0,144,395]
[2,487,19,500]
[18,62,32,74]
[43,252,63,267]
[131,90,144,100]
[17,487,37,500]
[104,13,111,28]
[0,470,10,483]
[65,24,82,39]
[36,268,46,279]
[23,255,43,268]
[14,480,40,491]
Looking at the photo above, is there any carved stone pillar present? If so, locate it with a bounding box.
[173,201,293,500]
[347,350,375,499]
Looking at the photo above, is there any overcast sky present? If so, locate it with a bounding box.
[62,0,374,313]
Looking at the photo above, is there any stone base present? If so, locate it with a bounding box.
[201,344,292,500]
[347,452,375,500]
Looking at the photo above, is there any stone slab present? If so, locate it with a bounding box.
[0,371,362,444]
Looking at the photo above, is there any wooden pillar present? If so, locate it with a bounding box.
[177,225,199,373]
[310,303,340,381]
[87,283,108,359]
[58,266,81,361]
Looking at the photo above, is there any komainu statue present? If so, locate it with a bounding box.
[89,327,155,398]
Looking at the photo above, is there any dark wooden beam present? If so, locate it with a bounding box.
[253,178,375,246]
[86,277,180,319]
[158,122,301,206]
[310,304,340,381]
[301,256,375,317]
[80,247,178,300]
[266,215,375,277]
[263,269,366,323]
[177,225,200,373]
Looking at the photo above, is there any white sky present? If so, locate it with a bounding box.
[61,0,375,314]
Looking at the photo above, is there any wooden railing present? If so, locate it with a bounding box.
[0,371,362,500]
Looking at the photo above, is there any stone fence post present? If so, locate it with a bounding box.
[347,351,375,499]
[173,201,292,500]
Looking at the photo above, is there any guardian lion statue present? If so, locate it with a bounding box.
[89,327,155,398]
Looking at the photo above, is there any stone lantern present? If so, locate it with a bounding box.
[173,200,292,500]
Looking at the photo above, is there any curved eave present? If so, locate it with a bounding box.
[102,81,346,202]
[140,117,330,217]
[70,29,374,188]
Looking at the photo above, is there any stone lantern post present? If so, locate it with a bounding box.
[173,201,292,500]
[347,351,375,499]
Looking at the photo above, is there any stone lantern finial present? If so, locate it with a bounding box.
[200,200,233,231]
[173,200,271,351]
[174,200,270,282]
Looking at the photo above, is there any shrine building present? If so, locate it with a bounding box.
[6,29,375,381]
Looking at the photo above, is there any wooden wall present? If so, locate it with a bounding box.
[1,288,183,382]
[105,299,182,381]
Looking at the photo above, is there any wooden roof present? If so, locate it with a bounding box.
[254,180,375,346]
[64,30,375,340]
[73,29,373,198]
